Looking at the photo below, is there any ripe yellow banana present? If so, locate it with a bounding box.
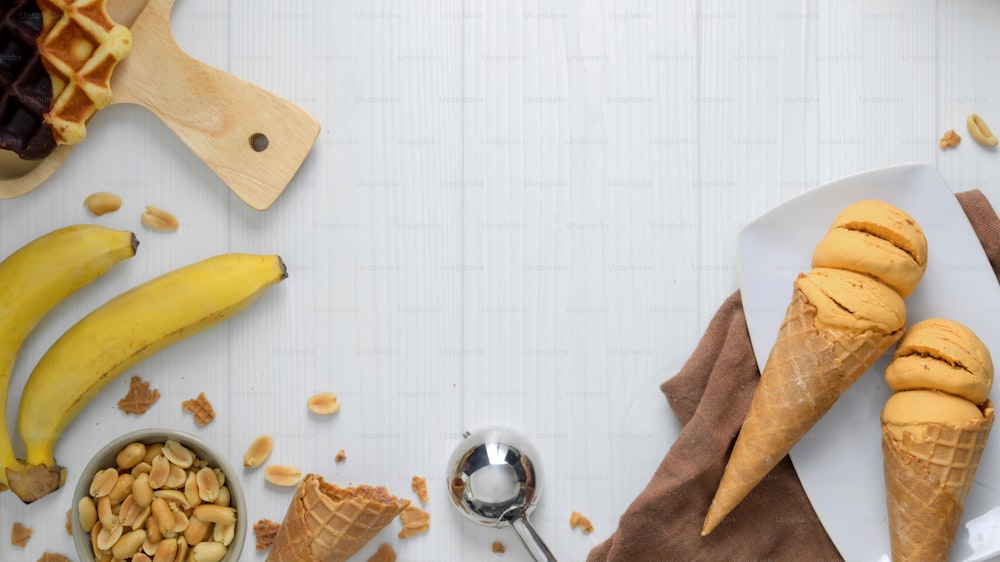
[0,225,137,492]
[8,253,287,503]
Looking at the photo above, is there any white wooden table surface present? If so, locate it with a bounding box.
[3,1,1000,561]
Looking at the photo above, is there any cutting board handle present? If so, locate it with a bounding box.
[111,0,320,210]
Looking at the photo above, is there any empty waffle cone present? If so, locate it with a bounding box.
[702,287,902,535]
[266,474,410,562]
[882,404,994,562]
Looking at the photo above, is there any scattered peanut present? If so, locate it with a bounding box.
[967,113,999,146]
[264,464,303,487]
[307,392,341,415]
[77,439,238,561]
[243,435,274,468]
[335,449,347,463]
[141,205,180,231]
[492,541,506,553]
[939,129,961,149]
[84,191,122,216]
[569,511,594,534]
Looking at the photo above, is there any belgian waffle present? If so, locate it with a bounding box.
[37,0,131,144]
[0,0,56,160]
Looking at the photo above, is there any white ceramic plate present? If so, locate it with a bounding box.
[737,163,1000,562]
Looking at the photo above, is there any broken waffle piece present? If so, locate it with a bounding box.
[939,129,961,149]
[398,505,430,539]
[569,511,594,534]
[411,475,429,503]
[367,543,397,562]
[253,518,280,551]
[37,0,132,145]
[265,473,409,561]
[181,392,216,425]
[11,522,31,546]
[117,375,160,415]
[335,449,346,464]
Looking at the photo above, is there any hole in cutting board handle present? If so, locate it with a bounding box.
[249,133,269,152]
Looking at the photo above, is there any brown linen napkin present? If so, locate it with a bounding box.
[588,189,1000,561]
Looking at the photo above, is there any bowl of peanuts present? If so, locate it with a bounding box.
[71,428,247,562]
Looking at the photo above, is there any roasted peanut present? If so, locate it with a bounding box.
[243,434,274,468]
[111,528,147,559]
[307,392,341,415]
[109,473,135,505]
[149,455,171,489]
[85,191,123,216]
[190,541,227,562]
[133,472,154,507]
[183,516,211,545]
[215,485,231,507]
[117,442,147,469]
[165,464,188,489]
[196,466,220,502]
[152,537,176,562]
[162,440,195,469]
[264,464,302,487]
[184,472,203,509]
[192,504,237,526]
[96,523,124,551]
[968,113,999,146]
[141,205,180,232]
[97,495,115,529]
[151,497,174,535]
[90,467,119,498]
[75,499,97,536]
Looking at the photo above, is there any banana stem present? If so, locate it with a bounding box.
[6,462,65,503]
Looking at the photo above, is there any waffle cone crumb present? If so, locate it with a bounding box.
[118,375,160,415]
[11,522,31,546]
[254,518,280,551]
[181,392,216,425]
[367,543,397,561]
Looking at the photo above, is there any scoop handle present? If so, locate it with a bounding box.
[511,514,558,562]
[110,0,319,210]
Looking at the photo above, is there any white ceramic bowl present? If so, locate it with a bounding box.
[71,428,247,562]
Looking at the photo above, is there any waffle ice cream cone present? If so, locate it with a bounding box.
[880,318,995,562]
[701,284,902,535]
[267,474,410,562]
[703,200,928,536]
[882,406,993,561]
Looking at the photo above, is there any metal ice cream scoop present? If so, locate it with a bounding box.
[447,427,557,561]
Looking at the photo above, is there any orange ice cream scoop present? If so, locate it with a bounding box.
[795,267,905,333]
[812,200,928,298]
[886,318,993,404]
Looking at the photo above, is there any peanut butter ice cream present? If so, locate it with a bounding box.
[886,318,993,405]
[882,390,984,440]
[795,268,905,333]
[812,200,928,297]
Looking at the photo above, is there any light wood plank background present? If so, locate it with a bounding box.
[3,1,1000,560]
